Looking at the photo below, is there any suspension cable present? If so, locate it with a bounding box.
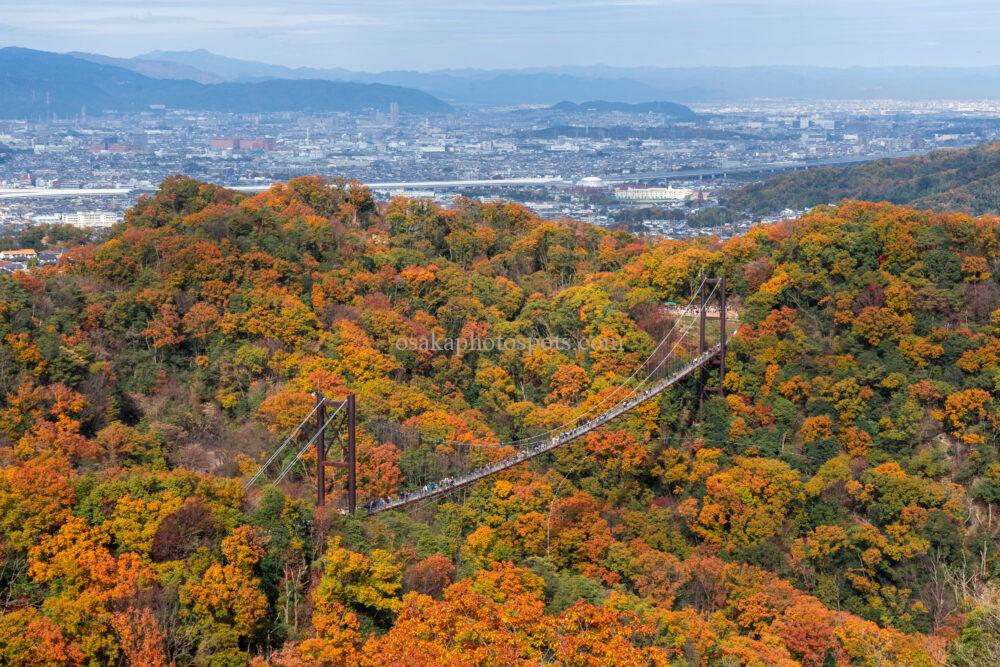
[244,400,323,490]
[463,278,716,453]
[426,282,720,454]
[631,279,719,394]
[427,276,710,452]
[271,401,346,487]
[371,280,731,512]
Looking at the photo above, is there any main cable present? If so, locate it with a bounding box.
[244,400,323,489]
[431,276,710,452]
[271,401,346,487]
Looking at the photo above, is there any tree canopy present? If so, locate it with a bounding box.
[0,175,996,665]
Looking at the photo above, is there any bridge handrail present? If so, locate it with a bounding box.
[366,341,725,514]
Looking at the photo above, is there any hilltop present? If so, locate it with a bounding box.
[69,51,225,84]
[723,141,1000,217]
[0,177,995,664]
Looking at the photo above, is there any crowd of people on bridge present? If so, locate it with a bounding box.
[365,477,458,513]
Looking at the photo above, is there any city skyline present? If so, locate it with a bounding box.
[1,0,1000,71]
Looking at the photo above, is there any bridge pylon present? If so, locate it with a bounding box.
[313,391,357,512]
[697,275,728,409]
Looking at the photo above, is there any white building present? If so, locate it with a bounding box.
[613,186,693,203]
[32,211,121,228]
[375,189,436,200]
[576,176,606,188]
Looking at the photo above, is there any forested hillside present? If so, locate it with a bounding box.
[724,141,1000,217]
[0,177,997,665]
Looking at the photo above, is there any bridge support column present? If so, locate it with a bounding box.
[698,277,708,410]
[315,392,326,507]
[314,393,357,513]
[697,276,728,408]
[718,275,727,396]
[346,394,357,513]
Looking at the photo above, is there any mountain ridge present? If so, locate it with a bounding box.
[137,49,687,105]
[0,47,452,117]
[137,50,1000,101]
[68,51,225,84]
[721,141,1000,217]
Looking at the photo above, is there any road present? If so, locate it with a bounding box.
[0,149,929,201]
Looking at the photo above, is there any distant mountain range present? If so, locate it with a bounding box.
[0,48,452,118]
[83,49,1000,104]
[9,46,1000,119]
[142,49,352,83]
[129,49,672,106]
[69,51,225,84]
[722,141,1000,216]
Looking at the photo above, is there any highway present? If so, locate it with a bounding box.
[0,178,564,200]
[0,149,926,201]
[0,187,135,200]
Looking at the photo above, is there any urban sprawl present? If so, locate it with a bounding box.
[2,99,999,240]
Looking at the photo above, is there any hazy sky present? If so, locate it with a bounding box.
[1,0,998,71]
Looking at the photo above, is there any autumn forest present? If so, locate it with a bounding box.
[0,175,998,666]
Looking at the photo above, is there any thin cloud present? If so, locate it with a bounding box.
[0,0,996,69]
[0,5,387,33]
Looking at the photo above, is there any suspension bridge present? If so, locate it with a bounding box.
[243,276,734,516]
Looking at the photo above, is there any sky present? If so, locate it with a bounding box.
[1,0,999,71]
